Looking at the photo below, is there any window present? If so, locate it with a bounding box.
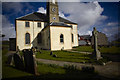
[60,34,64,43]
[37,22,41,27]
[37,33,42,44]
[25,33,30,44]
[25,22,29,27]
[72,34,74,43]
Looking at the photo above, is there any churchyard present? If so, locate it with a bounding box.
[2,42,98,79]
[35,50,109,64]
[73,46,120,54]
[2,41,120,80]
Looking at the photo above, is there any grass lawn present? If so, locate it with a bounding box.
[36,50,92,63]
[2,42,33,79]
[72,46,94,52]
[36,50,108,64]
[2,41,118,79]
[99,46,120,54]
[72,46,120,54]
[2,42,97,79]
[36,62,98,80]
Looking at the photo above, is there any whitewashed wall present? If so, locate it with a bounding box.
[16,20,44,50]
[50,26,72,50]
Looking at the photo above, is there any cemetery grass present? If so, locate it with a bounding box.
[73,46,120,54]
[100,46,120,54]
[36,62,98,79]
[2,41,33,79]
[72,46,94,52]
[36,50,92,63]
[2,42,97,79]
[36,50,109,64]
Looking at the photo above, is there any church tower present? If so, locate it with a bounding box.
[47,0,59,23]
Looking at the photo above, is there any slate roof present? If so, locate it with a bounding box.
[50,22,72,27]
[16,12,77,25]
[79,35,91,40]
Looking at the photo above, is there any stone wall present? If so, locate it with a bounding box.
[91,32,108,46]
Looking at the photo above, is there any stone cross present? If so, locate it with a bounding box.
[93,27,102,60]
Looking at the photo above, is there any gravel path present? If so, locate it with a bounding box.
[36,58,120,79]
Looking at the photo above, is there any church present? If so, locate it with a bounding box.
[16,0,78,51]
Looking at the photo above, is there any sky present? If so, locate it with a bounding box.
[1,1,119,41]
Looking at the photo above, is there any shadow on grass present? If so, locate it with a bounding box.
[2,66,118,80]
[102,54,120,62]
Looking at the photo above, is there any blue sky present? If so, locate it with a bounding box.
[2,2,119,41]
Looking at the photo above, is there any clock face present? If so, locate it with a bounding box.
[52,7,56,12]
[53,17,56,20]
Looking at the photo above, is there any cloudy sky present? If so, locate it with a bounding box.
[2,1,119,41]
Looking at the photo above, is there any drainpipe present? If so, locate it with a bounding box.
[33,20,34,47]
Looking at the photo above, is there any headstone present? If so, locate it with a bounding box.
[92,27,102,60]
[13,53,24,70]
[16,46,20,54]
[50,51,53,55]
[23,49,37,75]
[53,54,57,57]
[7,54,14,65]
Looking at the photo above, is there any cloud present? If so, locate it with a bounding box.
[59,1,107,35]
[2,2,35,17]
[2,2,24,14]
[37,2,107,36]
[107,22,118,26]
[37,7,46,13]
[103,27,118,35]
[102,26,118,41]
[2,15,16,40]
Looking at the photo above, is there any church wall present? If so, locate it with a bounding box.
[40,27,50,50]
[50,26,72,51]
[71,24,79,47]
[67,24,78,47]
[16,20,44,50]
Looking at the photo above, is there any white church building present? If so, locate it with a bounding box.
[16,0,78,51]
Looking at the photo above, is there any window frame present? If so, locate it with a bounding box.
[25,21,30,27]
[37,33,42,44]
[72,34,74,43]
[60,34,64,43]
[25,33,30,45]
[37,22,41,28]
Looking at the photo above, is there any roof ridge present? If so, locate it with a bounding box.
[16,12,77,24]
[16,12,35,19]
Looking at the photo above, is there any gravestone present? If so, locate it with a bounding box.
[13,53,24,70]
[7,54,14,65]
[53,54,57,57]
[23,49,37,75]
[92,27,102,60]
[50,51,53,55]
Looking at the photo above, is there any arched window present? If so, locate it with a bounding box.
[72,34,74,43]
[37,33,42,44]
[25,33,30,44]
[60,34,64,43]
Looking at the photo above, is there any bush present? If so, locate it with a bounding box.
[81,66,95,73]
[64,64,77,70]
